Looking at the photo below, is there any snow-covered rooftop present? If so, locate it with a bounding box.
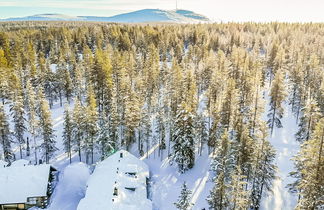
[77,150,152,210]
[10,159,30,167]
[0,163,53,204]
[0,160,8,168]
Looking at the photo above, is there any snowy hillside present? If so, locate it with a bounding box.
[3,14,83,21]
[1,9,209,23]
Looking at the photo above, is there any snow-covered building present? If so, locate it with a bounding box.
[0,161,57,210]
[77,150,152,210]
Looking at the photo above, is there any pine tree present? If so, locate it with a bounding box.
[124,89,141,151]
[98,111,115,160]
[84,86,99,164]
[38,90,57,164]
[92,49,113,113]
[229,166,250,210]
[208,171,229,210]
[220,78,239,131]
[0,105,14,162]
[208,132,235,210]
[0,49,9,102]
[267,69,286,134]
[10,85,26,159]
[295,99,322,142]
[63,69,73,104]
[250,123,277,209]
[26,81,39,164]
[196,113,208,156]
[63,105,73,163]
[109,87,119,149]
[292,119,324,209]
[174,182,193,210]
[171,102,195,173]
[72,98,84,162]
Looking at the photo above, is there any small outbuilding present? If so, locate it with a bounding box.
[0,161,58,210]
[77,150,152,210]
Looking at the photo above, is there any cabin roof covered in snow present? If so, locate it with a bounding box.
[77,150,152,210]
[0,163,54,204]
[10,159,30,167]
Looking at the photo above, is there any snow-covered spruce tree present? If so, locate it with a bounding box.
[26,80,39,164]
[156,106,166,158]
[267,69,286,135]
[92,49,113,113]
[98,111,115,160]
[63,105,73,163]
[0,49,10,102]
[235,123,254,182]
[109,87,119,150]
[229,166,250,210]
[84,86,99,164]
[38,90,57,164]
[196,113,208,156]
[207,132,235,209]
[10,81,26,159]
[171,102,195,173]
[124,89,141,151]
[140,106,152,157]
[295,99,322,142]
[250,123,277,209]
[72,98,85,162]
[292,118,324,209]
[73,63,84,101]
[288,57,304,120]
[174,182,193,210]
[0,104,14,162]
[220,78,239,131]
[63,69,73,104]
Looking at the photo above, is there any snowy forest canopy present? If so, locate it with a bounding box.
[0,22,323,209]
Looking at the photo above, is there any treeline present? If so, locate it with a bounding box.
[0,22,323,209]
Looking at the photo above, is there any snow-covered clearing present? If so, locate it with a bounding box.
[144,146,213,210]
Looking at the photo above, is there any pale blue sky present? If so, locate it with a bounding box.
[0,0,323,22]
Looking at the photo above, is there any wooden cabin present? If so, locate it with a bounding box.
[0,161,58,210]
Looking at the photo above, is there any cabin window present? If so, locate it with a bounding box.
[27,197,37,204]
[120,152,123,158]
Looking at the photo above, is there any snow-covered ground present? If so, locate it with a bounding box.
[261,91,299,210]
[144,146,213,210]
[1,86,300,210]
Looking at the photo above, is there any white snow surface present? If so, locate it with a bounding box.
[144,148,213,210]
[77,150,152,210]
[10,159,30,167]
[0,164,52,204]
[0,160,8,168]
[260,89,299,210]
[46,163,90,210]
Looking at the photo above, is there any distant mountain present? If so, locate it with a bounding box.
[1,9,209,23]
[3,14,83,21]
